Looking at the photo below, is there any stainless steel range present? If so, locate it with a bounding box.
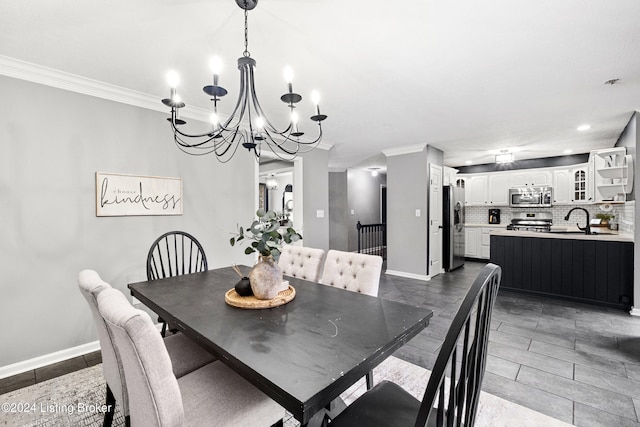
[507,212,553,232]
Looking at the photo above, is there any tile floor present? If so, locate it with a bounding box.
[385,261,640,426]
[0,351,102,395]
[2,260,640,426]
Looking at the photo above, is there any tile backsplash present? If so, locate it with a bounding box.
[465,201,634,233]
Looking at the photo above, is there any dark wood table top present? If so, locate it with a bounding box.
[128,266,432,424]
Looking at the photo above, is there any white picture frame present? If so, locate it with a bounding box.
[95,172,183,217]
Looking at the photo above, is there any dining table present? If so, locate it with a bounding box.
[128,266,433,426]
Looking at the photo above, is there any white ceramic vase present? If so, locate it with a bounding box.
[249,255,284,300]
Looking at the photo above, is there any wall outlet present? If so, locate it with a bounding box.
[316,209,325,218]
[415,209,421,217]
[350,209,355,215]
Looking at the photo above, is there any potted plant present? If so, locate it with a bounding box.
[230,209,302,299]
[595,213,614,226]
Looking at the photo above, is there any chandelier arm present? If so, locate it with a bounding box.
[171,123,217,148]
[246,65,292,135]
[169,116,225,142]
[260,129,300,156]
[217,64,250,132]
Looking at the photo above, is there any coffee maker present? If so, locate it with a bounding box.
[488,208,501,224]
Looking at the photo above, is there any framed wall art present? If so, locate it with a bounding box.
[96,172,183,217]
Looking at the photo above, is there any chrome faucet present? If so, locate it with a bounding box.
[564,207,591,234]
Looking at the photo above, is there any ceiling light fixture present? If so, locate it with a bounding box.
[563,149,573,154]
[161,0,327,163]
[577,124,591,131]
[265,174,279,190]
[495,150,514,164]
[369,168,380,177]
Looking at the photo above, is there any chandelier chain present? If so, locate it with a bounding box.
[243,3,250,57]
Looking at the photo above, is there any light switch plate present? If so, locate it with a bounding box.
[317,209,325,218]
[415,209,421,217]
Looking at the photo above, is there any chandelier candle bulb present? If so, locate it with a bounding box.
[209,57,222,81]
[284,66,294,93]
[166,70,179,88]
[311,90,321,115]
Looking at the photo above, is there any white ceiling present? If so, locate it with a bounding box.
[2,0,639,170]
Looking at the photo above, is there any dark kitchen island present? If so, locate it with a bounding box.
[490,230,634,310]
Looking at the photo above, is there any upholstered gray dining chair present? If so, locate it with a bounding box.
[319,250,383,297]
[97,286,285,427]
[146,231,208,336]
[278,245,325,282]
[78,270,215,427]
[327,263,502,427]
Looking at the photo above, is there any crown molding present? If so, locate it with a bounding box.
[0,55,213,123]
[0,55,339,144]
[383,144,427,157]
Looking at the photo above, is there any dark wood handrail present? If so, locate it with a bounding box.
[356,221,387,260]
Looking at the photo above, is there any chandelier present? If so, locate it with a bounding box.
[161,0,327,162]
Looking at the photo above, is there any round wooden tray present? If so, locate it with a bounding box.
[225,284,296,309]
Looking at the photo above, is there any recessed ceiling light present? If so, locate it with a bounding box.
[577,124,591,131]
[563,149,573,154]
[465,160,472,165]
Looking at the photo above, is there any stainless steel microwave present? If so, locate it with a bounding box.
[509,186,553,207]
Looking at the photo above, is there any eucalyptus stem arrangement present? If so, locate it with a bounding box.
[230,209,302,261]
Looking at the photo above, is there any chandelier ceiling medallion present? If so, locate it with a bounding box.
[161,0,327,162]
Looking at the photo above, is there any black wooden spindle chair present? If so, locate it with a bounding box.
[146,231,208,336]
[329,263,502,427]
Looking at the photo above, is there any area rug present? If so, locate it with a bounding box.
[0,356,572,426]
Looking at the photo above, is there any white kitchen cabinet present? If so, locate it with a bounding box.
[512,170,551,187]
[488,173,510,205]
[443,166,459,186]
[592,148,633,203]
[466,175,488,205]
[571,163,594,204]
[480,227,502,259]
[464,227,481,257]
[552,169,571,204]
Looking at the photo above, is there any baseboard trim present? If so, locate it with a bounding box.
[630,307,640,317]
[0,341,100,380]
[385,270,430,281]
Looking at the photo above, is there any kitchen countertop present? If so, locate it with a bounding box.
[465,223,507,228]
[490,228,633,242]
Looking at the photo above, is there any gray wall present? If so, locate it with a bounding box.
[386,147,429,276]
[329,171,348,251]
[301,149,330,251]
[0,76,256,367]
[346,169,387,252]
[617,111,640,311]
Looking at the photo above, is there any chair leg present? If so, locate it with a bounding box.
[103,384,115,427]
[125,415,131,427]
[160,322,167,338]
[366,370,374,390]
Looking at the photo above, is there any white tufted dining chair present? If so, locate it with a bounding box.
[319,250,383,297]
[97,287,285,427]
[78,270,216,427]
[278,245,326,282]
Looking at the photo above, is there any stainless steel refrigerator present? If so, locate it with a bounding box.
[443,184,465,271]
